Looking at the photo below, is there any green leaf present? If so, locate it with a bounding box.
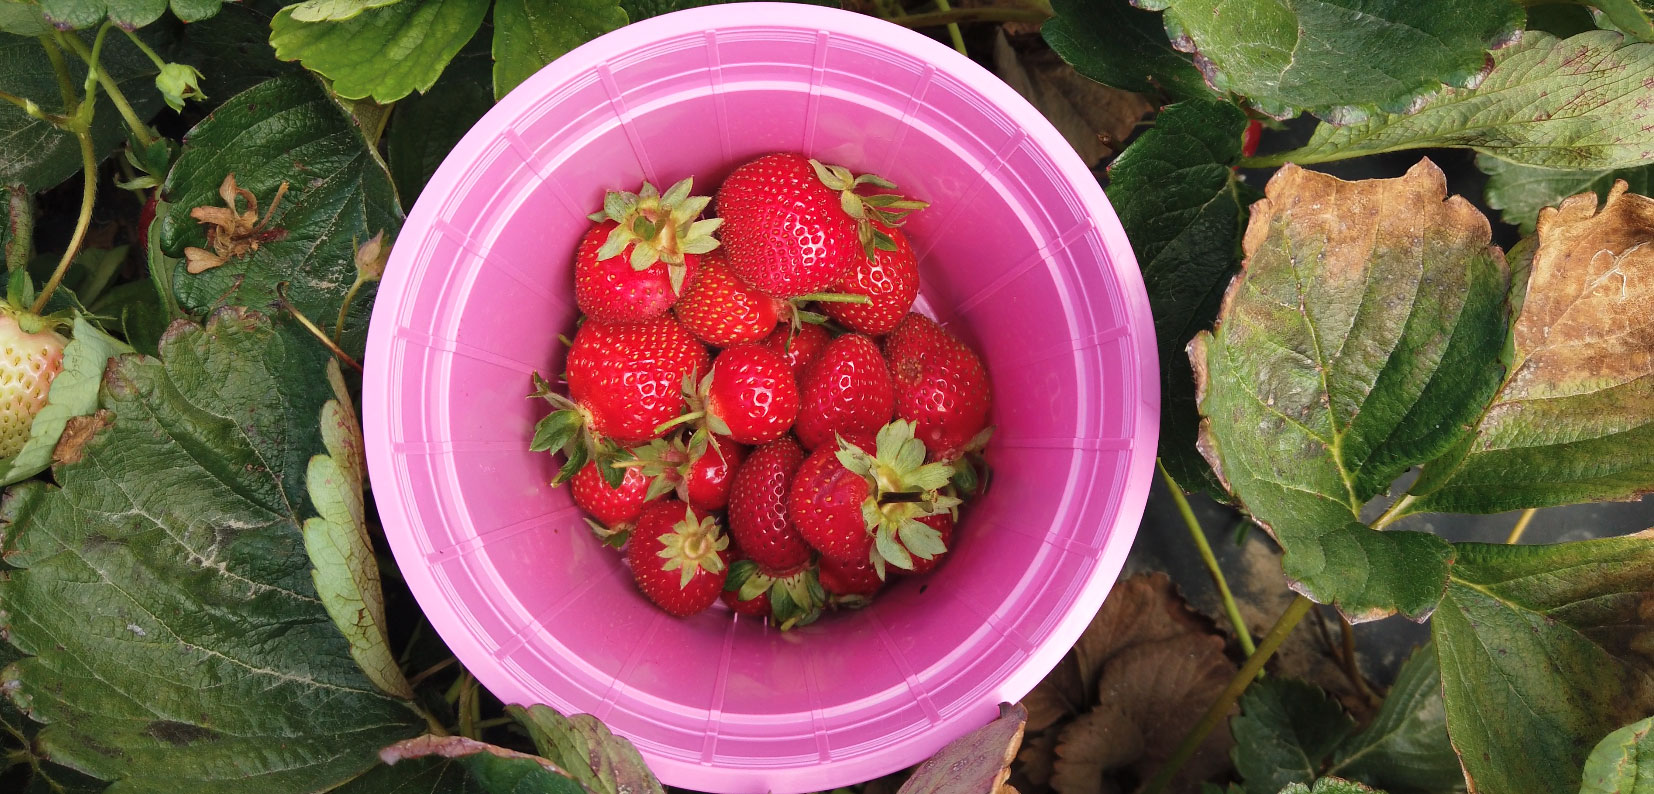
[898,703,1026,794]
[0,309,424,792]
[619,0,836,21]
[1192,160,1507,619]
[380,735,587,794]
[0,1,52,35]
[270,0,489,103]
[507,704,665,794]
[1580,716,1654,794]
[1586,0,1654,41]
[1432,534,1654,794]
[491,0,627,100]
[333,756,486,794]
[167,0,224,21]
[1106,99,1254,493]
[0,317,129,486]
[173,0,304,104]
[387,31,491,208]
[1405,182,1654,515]
[288,0,403,22]
[159,74,402,358]
[1262,31,1654,170]
[1476,155,1654,235]
[1232,678,1355,794]
[1042,0,1208,101]
[1135,0,1522,120]
[304,358,412,699]
[1277,780,1385,794]
[0,30,163,192]
[33,0,226,28]
[1326,645,1462,794]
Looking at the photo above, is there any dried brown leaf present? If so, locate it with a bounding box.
[901,703,1027,794]
[992,31,1152,166]
[51,410,112,465]
[1014,728,1061,789]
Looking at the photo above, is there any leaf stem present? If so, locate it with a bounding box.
[276,282,364,372]
[1370,494,1415,530]
[32,131,97,314]
[407,656,456,690]
[887,6,1050,28]
[40,37,78,114]
[1158,460,1256,656]
[58,26,156,148]
[6,188,33,273]
[1142,595,1314,794]
[793,292,872,304]
[457,671,480,740]
[118,26,168,71]
[335,275,367,344]
[1506,508,1538,544]
[0,90,53,123]
[932,0,969,57]
[1339,614,1381,707]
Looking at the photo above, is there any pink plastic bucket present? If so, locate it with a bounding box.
[363,4,1158,792]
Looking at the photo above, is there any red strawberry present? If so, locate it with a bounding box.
[820,225,918,336]
[722,557,825,629]
[667,344,798,446]
[716,153,926,298]
[761,322,830,382]
[727,437,812,572]
[789,421,959,574]
[571,460,651,530]
[674,249,783,346]
[903,513,953,575]
[575,178,721,324]
[819,556,881,599]
[530,314,707,484]
[626,432,747,513]
[1241,119,1263,159]
[885,313,992,461]
[137,193,158,251]
[722,586,770,617]
[795,333,894,451]
[0,311,66,460]
[627,500,729,617]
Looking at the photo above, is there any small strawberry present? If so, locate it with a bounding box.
[571,461,651,545]
[723,557,825,629]
[661,344,799,446]
[885,313,992,461]
[789,420,958,575]
[727,437,812,573]
[530,314,707,485]
[721,585,770,617]
[137,193,158,251]
[818,556,881,602]
[795,333,894,451]
[820,224,918,336]
[627,500,729,617]
[717,153,927,298]
[1241,119,1263,159]
[673,249,784,347]
[576,178,722,324]
[623,431,747,513]
[0,310,66,460]
[761,322,830,383]
[903,513,953,575]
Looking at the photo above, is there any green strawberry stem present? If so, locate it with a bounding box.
[276,282,363,372]
[654,412,703,435]
[32,130,95,314]
[793,292,871,305]
[878,491,926,504]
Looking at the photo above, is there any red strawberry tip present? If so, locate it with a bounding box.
[656,505,729,589]
[806,159,929,261]
[585,177,723,288]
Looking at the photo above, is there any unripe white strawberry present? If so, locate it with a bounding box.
[0,311,66,459]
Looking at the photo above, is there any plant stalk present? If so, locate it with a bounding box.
[1159,460,1256,657]
[59,26,156,148]
[277,283,365,372]
[933,0,969,56]
[1339,614,1381,707]
[1370,494,1415,530]
[335,275,367,344]
[32,131,97,314]
[888,6,1050,28]
[1142,595,1314,794]
[1506,508,1538,544]
[40,38,78,113]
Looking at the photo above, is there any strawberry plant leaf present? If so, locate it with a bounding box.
[1404,182,1654,515]
[618,0,833,21]
[1042,0,1208,101]
[900,702,1026,794]
[387,34,492,208]
[0,309,425,792]
[1133,0,1522,121]
[0,317,130,486]
[158,74,402,358]
[1588,0,1654,41]
[1432,534,1654,794]
[173,0,304,104]
[287,0,404,23]
[34,0,226,29]
[1324,644,1460,794]
[333,756,484,793]
[0,29,163,192]
[1231,678,1354,794]
[1476,155,1654,235]
[379,735,588,794]
[491,0,627,100]
[1580,716,1654,794]
[1278,780,1386,794]
[1261,31,1654,170]
[1191,160,1508,620]
[270,0,488,103]
[506,704,665,794]
[0,1,52,35]
[1105,98,1255,493]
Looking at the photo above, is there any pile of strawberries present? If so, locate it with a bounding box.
[531,153,992,629]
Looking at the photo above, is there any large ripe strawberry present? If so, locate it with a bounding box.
[820,224,918,336]
[666,344,799,446]
[625,431,747,512]
[723,557,825,629]
[530,314,707,485]
[726,437,812,572]
[627,500,729,617]
[795,333,894,451]
[761,322,829,383]
[576,178,722,324]
[673,249,784,346]
[885,313,992,461]
[716,153,927,298]
[789,421,958,575]
[0,311,66,460]
[571,461,651,542]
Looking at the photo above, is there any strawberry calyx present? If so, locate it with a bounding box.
[835,419,961,578]
[724,559,825,630]
[586,177,723,294]
[529,371,631,487]
[947,425,996,496]
[806,159,928,262]
[583,516,632,549]
[653,370,731,440]
[656,505,729,589]
[616,429,727,504]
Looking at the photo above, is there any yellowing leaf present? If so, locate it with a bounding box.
[901,703,1027,794]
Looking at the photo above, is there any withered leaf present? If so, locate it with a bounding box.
[992,31,1154,167]
[900,703,1027,794]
